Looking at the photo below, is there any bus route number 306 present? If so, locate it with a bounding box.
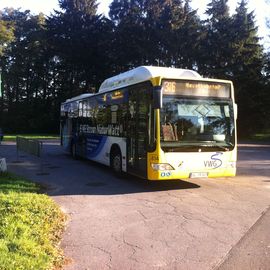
[163,81,176,94]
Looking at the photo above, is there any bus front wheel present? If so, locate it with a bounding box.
[111,149,122,175]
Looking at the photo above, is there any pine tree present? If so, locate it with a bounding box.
[109,0,156,70]
[199,0,233,78]
[231,0,263,79]
[58,0,98,15]
[47,0,113,98]
[262,51,270,131]
[108,0,202,70]
[171,0,202,69]
[231,0,265,134]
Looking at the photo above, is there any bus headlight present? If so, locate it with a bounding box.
[151,163,175,171]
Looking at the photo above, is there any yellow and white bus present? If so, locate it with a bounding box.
[60,66,237,180]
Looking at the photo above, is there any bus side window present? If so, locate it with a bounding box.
[79,101,83,117]
[119,103,128,136]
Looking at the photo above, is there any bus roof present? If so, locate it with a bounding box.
[64,93,94,103]
[99,66,201,93]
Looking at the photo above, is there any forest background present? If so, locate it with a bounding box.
[0,0,270,137]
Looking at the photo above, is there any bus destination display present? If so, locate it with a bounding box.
[162,80,231,98]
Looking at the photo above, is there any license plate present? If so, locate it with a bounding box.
[189,172,208,178]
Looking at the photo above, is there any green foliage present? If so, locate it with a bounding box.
[261,52,270,131]
[0,173,39,193]
[0,0,269,136]
[59,0,99,15]
[199,0,233,77]
[230,0,265,135]
[0,9,58,133]
[0,14,15,56]
[250,132,270,141]
[108,0,201,69]
[0,173,66,270]
[3,134,59,142]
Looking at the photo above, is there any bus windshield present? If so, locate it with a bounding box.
[160,96,235,152]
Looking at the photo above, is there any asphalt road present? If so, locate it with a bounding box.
[1,141,270,270]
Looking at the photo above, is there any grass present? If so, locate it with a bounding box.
[249,133,270,142]
[3,134,59,142]
[0,172,66,270]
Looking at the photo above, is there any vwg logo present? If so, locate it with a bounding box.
[204,153,223,169]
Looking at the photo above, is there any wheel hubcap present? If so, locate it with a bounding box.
[113,155,121,172]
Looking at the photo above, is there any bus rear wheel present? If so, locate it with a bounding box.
[111,150,122,175]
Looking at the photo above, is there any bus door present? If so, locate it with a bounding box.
[61,117,73,150]
[127,88,149,177]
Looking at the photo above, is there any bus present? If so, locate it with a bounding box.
[60,66,237,180]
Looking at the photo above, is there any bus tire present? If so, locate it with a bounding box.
[110,148,122,175]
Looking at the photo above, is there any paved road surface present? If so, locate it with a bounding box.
[1,141,270,270]
[218,205,270,270]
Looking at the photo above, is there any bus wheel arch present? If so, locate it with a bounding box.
[110,144,122,174]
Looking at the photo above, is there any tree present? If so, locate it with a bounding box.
[47,0,114,98]
[0,15,14,56]
[261,16,270,131]
[0,10,15,126]
[0,0,268,136]
[231,0,263,79]
[261,52,270,131]
[199,0,233,78]
[109,0,155,70]
[0,9,58,132]
[109,0,202,71]
[231,0,265,134]
[167,0,202,69]
[58,0,98,15]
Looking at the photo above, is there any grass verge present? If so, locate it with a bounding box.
[0,172,66,270]
[249,133,270,142]
[3,134,59,142]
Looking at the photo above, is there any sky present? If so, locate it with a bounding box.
[0,0,269,47]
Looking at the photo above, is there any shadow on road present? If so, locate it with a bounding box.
[47,156,201,196]
[1,142,200,197]
[4,141,270,196]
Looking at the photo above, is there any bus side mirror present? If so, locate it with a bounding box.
[234,103,238,120]
[153,86,162,109]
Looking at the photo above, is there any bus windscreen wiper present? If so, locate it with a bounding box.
[199,143,231,151]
